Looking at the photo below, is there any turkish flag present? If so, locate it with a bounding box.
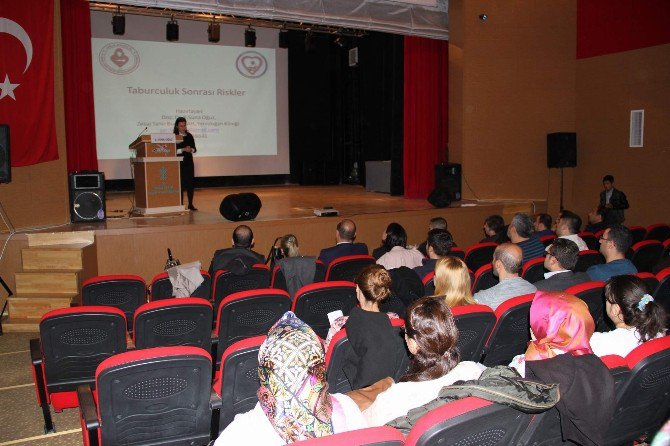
[0,1,58,167]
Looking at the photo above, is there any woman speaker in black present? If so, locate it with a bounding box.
[173,117,197,211]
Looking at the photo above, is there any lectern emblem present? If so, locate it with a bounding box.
[159,167,168,181]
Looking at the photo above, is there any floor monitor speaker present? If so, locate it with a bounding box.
[435,163,461,201]
[220,193,262,221]
[69,172,106,222]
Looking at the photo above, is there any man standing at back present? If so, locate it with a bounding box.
[508,213,545,264]
[599,175,629,224]
[587,224,637,282]
[318,219,369,267]
[208,225,265,276]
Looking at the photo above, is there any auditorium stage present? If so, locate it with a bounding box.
[1,185,537,291]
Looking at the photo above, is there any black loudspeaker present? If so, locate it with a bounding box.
[219,193,262,221]
[112,15,125,35]
[547,132,577,168]
[69,172,106,223]
[428,187,451,208]
[0,124,10,184]
[434,163,461,201]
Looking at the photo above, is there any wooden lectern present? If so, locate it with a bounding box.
[129,134,185,215]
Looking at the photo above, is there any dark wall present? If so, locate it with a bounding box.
[287,31,404,193]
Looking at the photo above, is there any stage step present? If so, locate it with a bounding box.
[27,231,95,247]
[1,315,40,333]
[6,294,76,319]
[15,272,79,295]
[22,244,90,271]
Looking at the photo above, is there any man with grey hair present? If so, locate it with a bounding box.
[474,243,537,310]
[508,213,545,264]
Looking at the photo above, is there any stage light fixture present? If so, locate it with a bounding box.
[334,35,346,48]
[245,26,256,47]
[166,16,179,41]
[208,20,220,43]
[278,29,289,49]
[112,6,125,35]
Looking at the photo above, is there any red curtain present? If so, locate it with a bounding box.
[61,0,98,172]
[0,0,58,166]
[403,36,448,199]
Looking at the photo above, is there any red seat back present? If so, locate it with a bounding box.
[452,304,496,362]
[630,240,664,273]
[482,294,534,367]
[291,426,405,445]
[645,223,670,242]
[521,257,545,284]
[81,274,147,331]
[149,270,211,301]
[471,264,498,294]
[564,281,607,331]
[292,281,357,338]
[464,242,497,273]
[325,255,376,281]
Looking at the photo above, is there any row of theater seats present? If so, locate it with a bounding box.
[55,332,670,446]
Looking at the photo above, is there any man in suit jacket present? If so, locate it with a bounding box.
[599,174,629,224]
[534,238,590,291]
[208,225,265,276]
[318,219,368,267]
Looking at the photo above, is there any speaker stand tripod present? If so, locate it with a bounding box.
[559,167,564,212]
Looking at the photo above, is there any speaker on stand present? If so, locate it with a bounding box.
[547,132,577,211]
[69,172,106,223]
[429,163,462,208]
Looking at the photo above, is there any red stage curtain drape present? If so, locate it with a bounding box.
[403,36,448,199]
[0,0,58,166]
[61,0,98,172]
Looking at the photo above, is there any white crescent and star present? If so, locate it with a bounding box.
[0,17,34,101]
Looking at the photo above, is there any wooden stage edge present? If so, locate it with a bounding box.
[1,185,545,286]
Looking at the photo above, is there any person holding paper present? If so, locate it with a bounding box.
[173,117,197,211]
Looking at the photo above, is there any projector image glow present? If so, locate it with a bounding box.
[314,208,339,217]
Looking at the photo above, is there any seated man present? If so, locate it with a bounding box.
[534,238,590,291]
[417,217,449,257]
[318,219,369,267]
[208,225,265,276]
[587,224,637,281]
[474,243,537,310]
[508,213,545,264]
[553,210,588,251]
[585,206,608,233]
[480,214,509,244]
[413,229,454,279]
[533,213,555,239]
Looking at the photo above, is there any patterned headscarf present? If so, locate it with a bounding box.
[257,311,333,443]
[525,291,594,361]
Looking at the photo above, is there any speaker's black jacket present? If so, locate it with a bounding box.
[176,131,196,205]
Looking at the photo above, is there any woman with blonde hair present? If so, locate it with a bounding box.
[274,234,317,297]
[432,257,475,308]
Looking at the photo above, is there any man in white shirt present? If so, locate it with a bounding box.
[534,238,591,291]
[552,210,589,251]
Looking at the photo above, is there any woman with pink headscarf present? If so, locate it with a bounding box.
[510,291,616,446]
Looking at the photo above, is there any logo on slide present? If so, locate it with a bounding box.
[99,43,140,75]
[236,51,267,78]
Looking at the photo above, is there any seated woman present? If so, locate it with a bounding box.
[590,275,666,357]
[376,223,424,270]
[274,234,317,297]
[432,257,476,308]
[214,312,366,445]
[363,296,485,426]
[510,291,616,446]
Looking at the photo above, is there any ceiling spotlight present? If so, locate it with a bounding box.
[112,6,125,35]
[304,30,316,53]
[278,29,289,49]
[334,35,346,48]
[166,16,179,41]
[208,19,220,43]
[479,13,488,21]
[245,26,256,47]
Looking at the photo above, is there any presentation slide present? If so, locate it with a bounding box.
[89,13,289,180]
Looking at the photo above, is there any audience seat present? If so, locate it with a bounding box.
[404,396,533,446]
[604,336,670,445]
[633,272,659,295]
[451,304,496,361]
[521,257,545,284]
[422,272,435,296]
[653,267,670,324]
[325,319,408,394]
[594,229,606,240]
[270,260,326,293]
[293,281,358,338]
[291,426,405,445]
[81,274,147,331]
[30,307,127,433]
[212,264,271,313]
[78,346,214,446]
[565,281,607,332]
[213,288,291,365]
[663,239,670,258]
[645,223,670,242]
[630,240,664,273]
[464,242,497,273]
[449,247,466,260]
[578,232,599,251]
[539,234,557,248]
[325,255,376,282]
[213,336,264,432]
[481,293,535,366]
[574,249,604,273]
[149,270,211,301]
[133,297,213,350]
[628,226,647,245]
[471,264,498,294]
